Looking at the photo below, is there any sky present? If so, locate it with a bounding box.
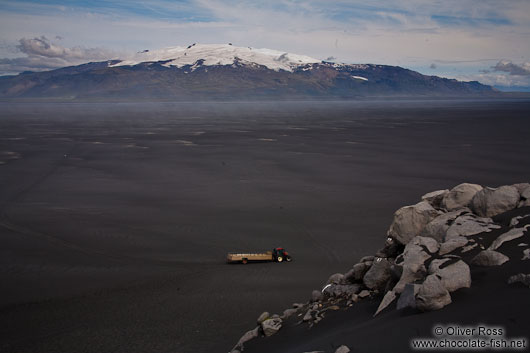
[1,0,529,91]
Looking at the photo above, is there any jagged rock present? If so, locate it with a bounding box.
[311,290,323,302]
[471,250,509,266]
[507,273,530,287]
[489,226,529,251]
[257,312,270,325]
[327,273,344,285]
[397,283,420,310]
[358,290,371,298]
[429,259,471,292]
[421,209,470,242]
[335,345,351,353]
[416,274,452,312]
[471,185,520,217]
[422,189,449,209]
[393,236,439,293]
[376,236,401,258]
[387,201,440,245]
[439,236,469,255]
[513,183,530,194]
[442,183,482,211]
[523,249,530,260]
[233,326,259,351]
[445,214,500,239]
[363,257,392,290]
[261,318,282,336]
[281,308,297,319]
[345,264,369,283]
[374,290,396,316]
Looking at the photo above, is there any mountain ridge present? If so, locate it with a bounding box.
[0,43,500,101]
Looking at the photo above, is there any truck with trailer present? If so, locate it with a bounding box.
[226,247,292,264]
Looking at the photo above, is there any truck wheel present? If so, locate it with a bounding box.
[277,256,283,263]
[286,256,292,262]
[242,258,248,264]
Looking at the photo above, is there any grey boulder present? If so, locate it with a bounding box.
[471,250,509,266]
[422,189,449,209]
[439,236,469,255]
[416,274,452,312]
[429,259,471,292]
[363,257,392,290]
[442,183,482,211]
[256,312,270,325]
[421,209,470,242]
[327,273,344,285]
[233,326,259,351]
[335,345,351,353]
[471,185,520,217]
[445,214,500,239]
[387,201,440,245]
[261,318,282,336]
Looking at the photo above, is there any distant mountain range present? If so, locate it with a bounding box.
[0,43,500,100]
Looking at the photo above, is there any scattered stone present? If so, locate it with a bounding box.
[507,273,530,287]
[261,318,282,336]
[397,283,420,310]
[311,290,323,302]
[346,262,369,282]
[429,259,471,292]
[303,309,314,322]
[471,185,520,217]
[327,305,340,311]
[363,257,392,290]
[335,345,351,353]
[416,274,452,312]
[292,303,304,309]
[471,250,509,266]
[445,214,500,239]
[387,201,440,245]
[461,243,478,253]
[358,290,371,298]
[322,284,361,298]
[374,290,396,317]
[281,308,298,320]
[509,215,530,227]
[350,293,359,302]
[439,236,468,255]
[518,243,528,247]
[422,189,449,209]
[488,226,529,251]
[327,273,344,285]
[257,312,270,325]
[523,249,530,261]
[442,183,482,211]
[421,209,469,242]
[233,326,259,351]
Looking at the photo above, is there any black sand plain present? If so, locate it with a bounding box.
[0,100,529,353]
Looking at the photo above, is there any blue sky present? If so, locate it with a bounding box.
[1,0,529,90]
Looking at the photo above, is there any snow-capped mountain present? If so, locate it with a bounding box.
[112,43,321,72]
[0,43,496,100]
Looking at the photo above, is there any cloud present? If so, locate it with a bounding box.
[0,36,121,74]
[492,60,530,76]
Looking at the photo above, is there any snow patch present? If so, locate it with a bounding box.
[111,43,321,72]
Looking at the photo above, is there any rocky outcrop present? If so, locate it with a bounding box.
[471,185,520,217]
[442,183,482,211]
[232,182,530,349]
[387,201,440,245]
[471,250,509,266]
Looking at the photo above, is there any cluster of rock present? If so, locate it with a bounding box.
[230,183,530,353]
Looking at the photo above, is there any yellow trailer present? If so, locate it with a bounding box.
[226,248,292,264]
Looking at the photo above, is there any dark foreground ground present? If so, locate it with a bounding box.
[0,100,529,353]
